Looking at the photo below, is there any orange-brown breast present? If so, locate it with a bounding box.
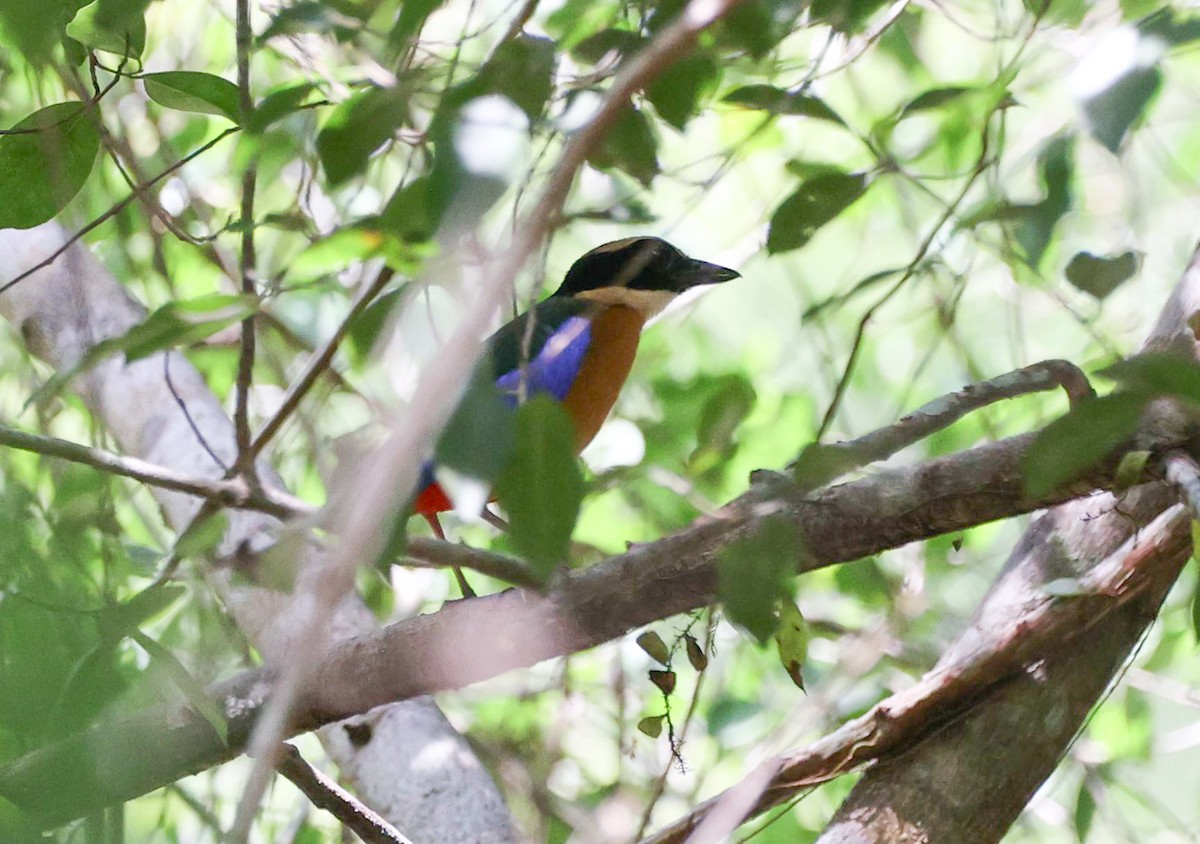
[562,304,645,452]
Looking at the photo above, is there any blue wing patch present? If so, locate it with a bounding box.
[493,315,592,405]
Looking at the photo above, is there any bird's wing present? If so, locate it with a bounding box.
[487,297,595,404]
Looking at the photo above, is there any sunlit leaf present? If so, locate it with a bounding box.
[65,0,149,58]
[0,103,100,229]
[766,170,868,254]
[899,86,974,116]
[774,599,808,692]
[143,71,241,122]
[1023,393,1146,497]
[494,397,584,581]
[1065,251,1141,299]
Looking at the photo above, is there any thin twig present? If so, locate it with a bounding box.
[793,359,1095,488]
[164,353,230,472]
[276,744,414,844]
[815,124,995,442]
[404,537,539,588]
[250,266,395,457]
[0,127,240,295]
[231,0,259,484]
[0,421,310,518]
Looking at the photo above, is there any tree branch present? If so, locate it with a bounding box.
[0,409,1177,829]
[642,505,1192,843]
[0,422,310,519]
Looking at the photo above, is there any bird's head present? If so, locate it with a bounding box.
[552,237,740,319]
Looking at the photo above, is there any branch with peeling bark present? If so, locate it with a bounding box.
[0,399,1185,829]
[643,505,1193,843]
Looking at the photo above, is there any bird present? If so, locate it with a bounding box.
[414,236,740,540]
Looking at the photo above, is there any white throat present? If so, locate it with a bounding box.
[576,287,677,319]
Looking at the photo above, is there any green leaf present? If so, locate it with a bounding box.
[258,2,357,41]
[1138,8,1200,46]
[388,0,442,51]
[717,516,802,644]
[718,0,806,58]
[65,0,149,59]
[722,85,845,124]
[637,714,665,738]
[774,599,808,691]
[1017,135,1074,267]
[95,584,187,642]
[290,227,387,280]
[125,294,256,361]
[586,105,659,187]
[899,86,974,117]
[810,0,891,32]
[1074,780,1096,842]
[131,630,227,743]
[1023,394,1147,497]
[571,28,644,63]
[1190,524,1200,644]
[1100,352,1200,405]
[689,374,756,475]
[348,289,401,362]
[494,397,584,581]
[249,83,317,133]
[174,512,229,560]
[636,631,670,666]
[0,102,100,230]
[143,71,241,123]
[0,0,80,65]
[1083,65,1161,153]
[472,34,556,121]
[317,85,410,186]
[27,294,254,410]
[436,362,515,483]
[646,52,719,131]
[766,171,868,254]
[1065,250,1141,300]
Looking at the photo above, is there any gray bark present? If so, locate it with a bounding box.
[0,222,517,843]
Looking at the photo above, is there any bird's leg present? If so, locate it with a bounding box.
[481,507,509,532]
[423,513,477,599]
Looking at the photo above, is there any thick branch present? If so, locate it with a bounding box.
[644,505,1192,843]
[0,414,1174,828]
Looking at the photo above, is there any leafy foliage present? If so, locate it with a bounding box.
[2,0,1200,839]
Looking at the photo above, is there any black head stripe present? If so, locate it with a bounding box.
[554,237,690,297]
